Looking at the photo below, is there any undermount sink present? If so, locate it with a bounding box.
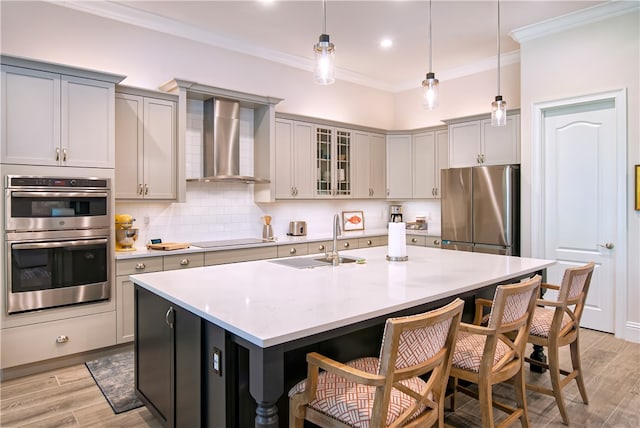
[268,256,360,269]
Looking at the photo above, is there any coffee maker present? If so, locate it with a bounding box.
[389,205,404,223]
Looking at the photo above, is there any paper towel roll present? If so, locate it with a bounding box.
[388,222,407,259]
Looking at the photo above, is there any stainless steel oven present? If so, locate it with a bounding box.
[4,176,111,314]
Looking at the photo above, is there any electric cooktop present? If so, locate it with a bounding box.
[191,238,266,248]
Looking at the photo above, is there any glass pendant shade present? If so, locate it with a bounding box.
[491,95,507,126]
[314,34,335,85]
[422,72,439,110]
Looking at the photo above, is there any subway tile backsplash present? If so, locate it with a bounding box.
[116,99,441,244]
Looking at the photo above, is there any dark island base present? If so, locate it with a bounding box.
[136,270,548,428]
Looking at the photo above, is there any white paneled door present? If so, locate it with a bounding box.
[543,101,617,332]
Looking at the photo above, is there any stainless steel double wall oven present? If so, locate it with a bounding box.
[4,176,112,314]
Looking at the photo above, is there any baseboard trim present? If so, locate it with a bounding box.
[622,321,640,344]
[0,343,133,382]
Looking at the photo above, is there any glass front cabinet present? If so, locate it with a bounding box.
[315,126,352,198]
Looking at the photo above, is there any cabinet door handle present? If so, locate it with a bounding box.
[180,258,190,266]
[343,242,350,248]
[55,148,60,162]
[165,307,174,328]
[599,242,614,250]
[56,335,69,344]
[62,148,67,162]
[318,245,325,251]
[434,239,440,246]
[411,238,418,243]
[435,188,438,196]
[366,240,372,246]
[289,248,297,254]
[138,184,144,195]
[386,188,390,196]
[144,184,149,195]
[135,263,146,270]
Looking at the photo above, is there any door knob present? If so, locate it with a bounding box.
[599,242,614,250]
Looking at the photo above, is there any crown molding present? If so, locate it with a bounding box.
[510,0,639,43]
[49,0,520,93]
[394,50,520,93]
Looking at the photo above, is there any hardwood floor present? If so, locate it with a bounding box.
[0,328,638,427]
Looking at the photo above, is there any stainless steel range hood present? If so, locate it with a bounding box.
[188,98,269,184]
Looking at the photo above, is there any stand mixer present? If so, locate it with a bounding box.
[115,214,139,252]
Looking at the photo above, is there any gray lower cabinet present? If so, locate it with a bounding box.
[135,285,201,427]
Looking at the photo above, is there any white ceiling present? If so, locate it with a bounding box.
[74,1,606,91]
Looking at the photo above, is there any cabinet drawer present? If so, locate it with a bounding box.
[358,236,388,248]
[407,235,427,246]
[277,243,309,258]
[205,246,278,266]
[426,237,441,248]
[312,241,332,254]
[1,311,116,368]
[116,257,163,276]
[164,253,204,271]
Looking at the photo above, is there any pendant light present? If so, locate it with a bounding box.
[313,0,335,85]
[422,0,439,110]
[491,0,507,126]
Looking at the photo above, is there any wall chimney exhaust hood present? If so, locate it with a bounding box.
[188,98,270,184]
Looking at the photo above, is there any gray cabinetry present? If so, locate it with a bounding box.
[448,113,520,168]
[274,119,314,199]
[1,57,123,168]
[115,89,177,199]
[353,132,386,198]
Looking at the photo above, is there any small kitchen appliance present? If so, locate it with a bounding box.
[262,215,274,241]
[115,214,139,252]
[288,221,307,236]
[389,205,403,223]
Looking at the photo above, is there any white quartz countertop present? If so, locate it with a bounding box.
[130,246,553,348]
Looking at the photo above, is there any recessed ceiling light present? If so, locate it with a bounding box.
[380,38,393,49]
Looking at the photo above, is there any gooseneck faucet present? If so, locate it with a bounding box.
[331,213,342,266]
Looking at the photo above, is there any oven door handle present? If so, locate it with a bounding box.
[12,238,108,250]
[11,191,109,198]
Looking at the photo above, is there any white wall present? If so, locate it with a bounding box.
[393,62,521,130]
[518,11,639,341]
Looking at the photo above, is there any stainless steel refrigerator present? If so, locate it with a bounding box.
[441,165,520,256]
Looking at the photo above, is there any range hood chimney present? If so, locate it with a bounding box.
[189,98,269,184]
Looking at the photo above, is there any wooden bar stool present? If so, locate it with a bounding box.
[526,262,595,425]
[289,298,464,428]
[449,275,541,428]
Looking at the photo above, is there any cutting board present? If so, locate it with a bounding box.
[146,242,190,251]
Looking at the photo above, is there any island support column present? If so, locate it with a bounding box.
[248,343,285,428]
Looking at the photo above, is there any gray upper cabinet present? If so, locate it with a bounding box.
[448,113,520,168]
[275,118,314,199]
[353,131,386,199]
[1,58,123,168]
[386,134,413,199]
[115,89,177,199]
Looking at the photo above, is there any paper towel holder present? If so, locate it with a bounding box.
[386,255,408,262]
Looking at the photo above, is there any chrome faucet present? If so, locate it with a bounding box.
[330,213,342,266]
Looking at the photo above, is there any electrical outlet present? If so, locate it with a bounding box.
[212,347,222,376]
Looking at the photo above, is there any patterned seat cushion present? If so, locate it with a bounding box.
[452,331,511,372]
[288,357,427,427]
[530,307,572,338]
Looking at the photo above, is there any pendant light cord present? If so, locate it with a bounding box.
[322,0,327,34]
[496,0,501,95]
[428,0,433,72]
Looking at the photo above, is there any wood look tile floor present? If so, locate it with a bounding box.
[0,328,638,427]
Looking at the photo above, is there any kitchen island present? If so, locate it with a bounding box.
[131,245,553,428]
